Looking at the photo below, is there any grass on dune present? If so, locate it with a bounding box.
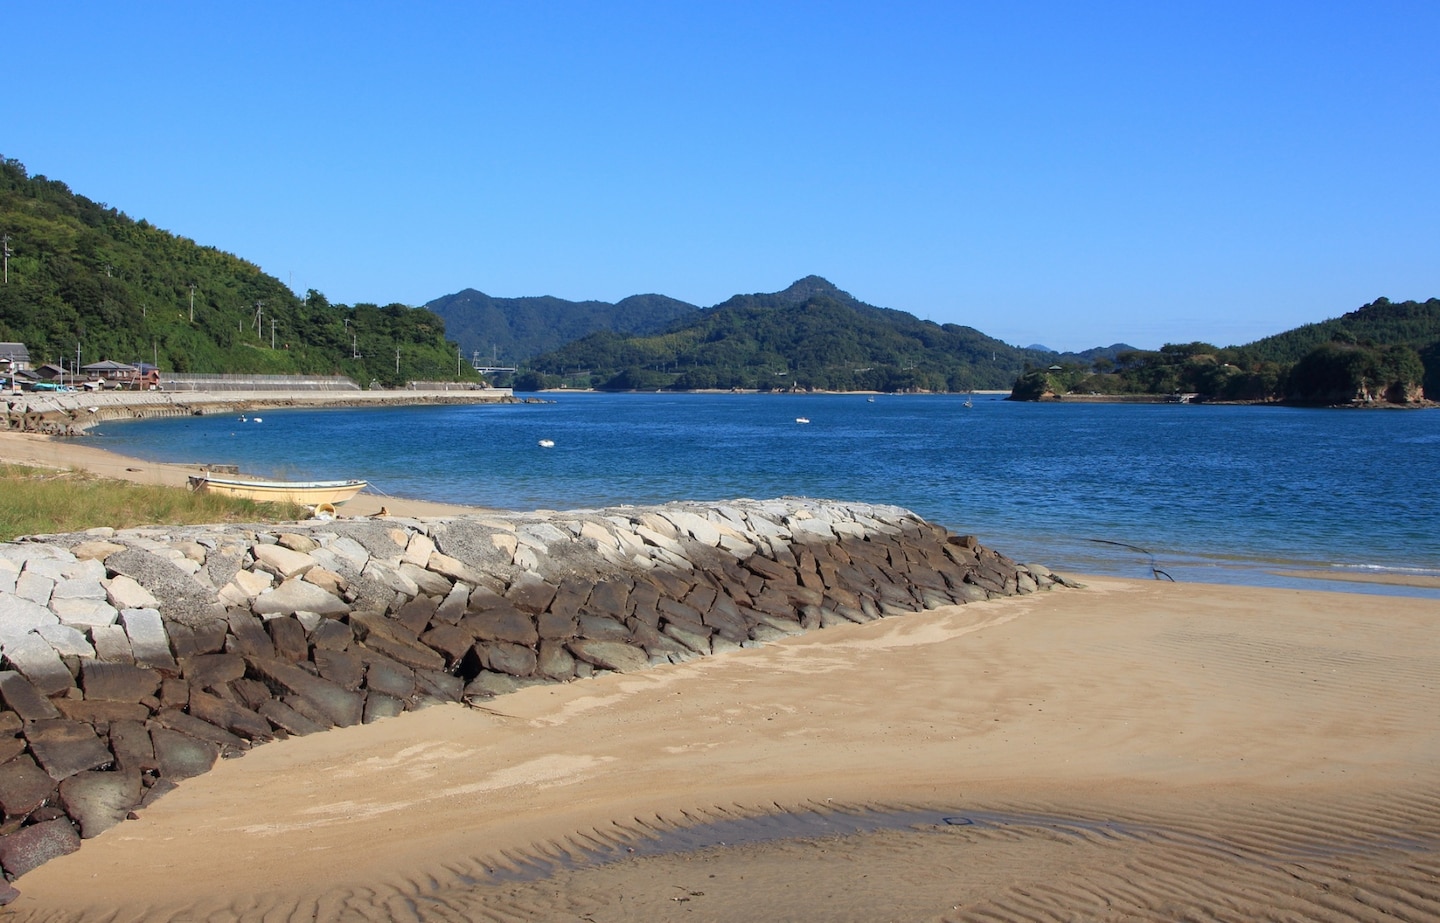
[0,463,308,542]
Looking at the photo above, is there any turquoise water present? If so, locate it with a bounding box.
[90,393,1440,597]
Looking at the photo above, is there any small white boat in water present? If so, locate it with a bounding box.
[187,475,367,505]
[538,439,555,448]
[795,417,810,424]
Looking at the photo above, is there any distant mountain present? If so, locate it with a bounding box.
[424,289,698,365]
[519,275,1068,392]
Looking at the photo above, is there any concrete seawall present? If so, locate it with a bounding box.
[3,388,519,436]
[0,498,1072,888]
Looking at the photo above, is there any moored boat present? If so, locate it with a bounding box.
[187,475,367,505]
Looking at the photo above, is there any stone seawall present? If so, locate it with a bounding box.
[0,499,1073,889]
[2,388,519,436]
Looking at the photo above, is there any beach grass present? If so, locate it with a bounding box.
[0,463,307,541]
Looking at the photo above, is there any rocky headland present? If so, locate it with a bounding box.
[0,498,1071,892]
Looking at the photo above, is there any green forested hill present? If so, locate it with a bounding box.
[0,157,472,386]
[1233,297,1440,363]
[520,276,1071,392]
[1010,297,1440,404]
[424,289,697,365]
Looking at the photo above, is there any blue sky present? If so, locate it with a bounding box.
[6,1,1437,352]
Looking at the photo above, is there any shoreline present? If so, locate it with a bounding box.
[3,393,1437,592]
[3,387,519,435]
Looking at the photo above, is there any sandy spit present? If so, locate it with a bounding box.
[6,577,1438,921]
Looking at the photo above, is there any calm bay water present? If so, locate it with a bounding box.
[91,393,1440,597]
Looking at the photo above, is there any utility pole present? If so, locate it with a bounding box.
[395,346,400,375]
[189,283,196,323]
[352,334,359,359]
[1,234,11,284]
[254,300,265,336]
[271,318,276,349]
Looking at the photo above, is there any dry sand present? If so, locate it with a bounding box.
[4,577,1437,921]
[0,430,484,519]
[4,427,1439,920]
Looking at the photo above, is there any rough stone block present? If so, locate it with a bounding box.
[252,579,348,618]
[187,691,272,741]
[24,719,113,781]
[245,657,364,728]
[50,597,120,630]
[401,533,435,568]
[54,698,149,726]
[434,581,469,624]
[399,563,453,598]
[349,614,446,672]
[463,606,539,645]
[222,609,270,657]
[535,610,577,640]
[58,769,142,838]
[537,640,576,680]
[85,576,144,621]
[412,669,464,703]
[567,640,649,674]
[2,633,75,697]
[481,642,538,677]
[252,544,318,581]
[153,708,248,752]
[258,699,327,737]
[663,622,712,655]
[150,727,220,780]
[180,653,246,691]
[80,662,161,702]
[0,817,80,879]
[105,719,154,777]
[267,616,310,662]
[0,757,57,818]
[577,615,630,642]
[118,608,176,671]
[506,574,558,613]
[418,624,475,665]
[0,672,60,722]
[363,692,405,723]
[310,618,353,652]
[425,551,479,585]
[394,595,440,636]
[362,655,416,700]
[313,648,365,691]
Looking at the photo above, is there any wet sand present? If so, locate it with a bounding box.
[7,577,1439,921]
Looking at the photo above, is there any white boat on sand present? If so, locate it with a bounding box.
[187,475,367,505]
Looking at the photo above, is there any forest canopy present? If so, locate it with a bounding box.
[0,156,474,387]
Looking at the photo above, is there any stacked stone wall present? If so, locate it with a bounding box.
[0,498,1072,888]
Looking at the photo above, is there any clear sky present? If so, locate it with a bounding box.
[6,1,1437,352]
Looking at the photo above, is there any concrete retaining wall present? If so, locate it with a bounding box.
[0,498,1072,886]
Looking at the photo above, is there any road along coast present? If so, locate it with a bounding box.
[0,498,1065,908]
[3,387,519,436]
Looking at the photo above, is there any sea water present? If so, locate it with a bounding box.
[90,393,1440,597]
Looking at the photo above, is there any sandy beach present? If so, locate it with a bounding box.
[1,575,1435,920]
[2,426,1438,920]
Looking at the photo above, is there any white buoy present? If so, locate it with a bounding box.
[538,439,555,448]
